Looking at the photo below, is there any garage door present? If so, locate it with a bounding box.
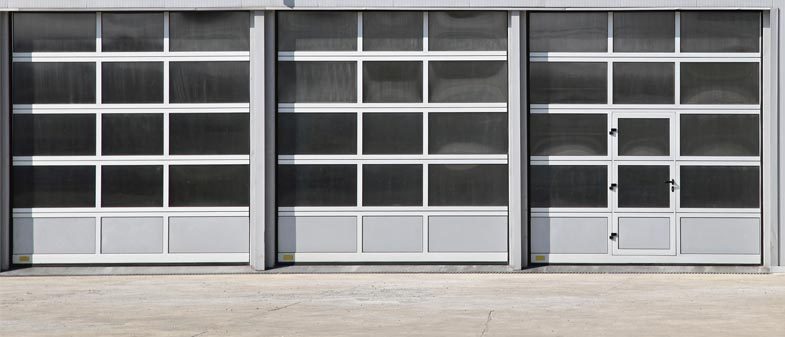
[11,12,252,264]
[275,11,510,263]
[528,11,762,264]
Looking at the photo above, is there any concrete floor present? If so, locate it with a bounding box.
[2,273,785,337]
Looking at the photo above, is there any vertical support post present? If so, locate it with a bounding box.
[764,9,780,269]
[264,11,277,269]
[507,11,525,270]
[249,11,267,270]
[0,13,9,272]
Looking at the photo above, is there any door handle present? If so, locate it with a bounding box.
[609,232,618,240]
[665,179,676,192]
[609,128,618,136]
[609,183,617,191]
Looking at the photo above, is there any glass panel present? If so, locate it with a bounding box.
[169,113,249,155]
[681,11,760,53]
[277,165,357,207]
[102,114,163,155]
[278,62,357,103]
[613,63,674,104]
[13,13,96,52]
[278,113,356,155]
[169,11,250,51]
[529,114,607,156]
[363,62,423,103]
[363,12,422,51]
[529,12,607,52]
[429,112,507,154]
[169,165,249,207]
[618,165,670,208]
[12,62,96,104]
[362,164,423,206]
[618,118,670,156]
[680,166,759,208]
[428,164,508,206]
[363,113,423,154]
[680,114,759,156]
[613,11,675,52]
[428,61,507,103]
[101,165,163,207]
[278,11,357,51]
[102,12,164,52]
[102,62,164,103]
[680,63,759,104]
[169,61,249,103]
[428,12,507,51]
[12,114,96,156]
[12,166,95,208]
[530,165,607,208]
[529,62,607,104]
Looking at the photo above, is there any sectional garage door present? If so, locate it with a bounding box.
[528,11,762,264]
[10,12,252,264]
[275,11,510,263]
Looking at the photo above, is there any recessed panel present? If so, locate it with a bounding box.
[278,217,357,253]
[428,216,507,252]
[101,217,164,254]
[168,217,249,253]
[680,218,760,254]
[362,217,423,253]
[618,217,670,250]
[530,217,608,254]
[13,218,96,254]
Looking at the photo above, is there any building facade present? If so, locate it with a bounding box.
[0,0,783,272]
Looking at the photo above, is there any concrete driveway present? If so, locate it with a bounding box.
[2,273,785,337]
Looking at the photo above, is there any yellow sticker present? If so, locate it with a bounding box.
[282,254,294,262]
[534,255,545,262]
[18,255,31,262]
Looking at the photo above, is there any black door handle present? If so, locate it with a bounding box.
[609,128,618,135]
[664,179,675,185]
[609,233,618,240]
[609,183,617,191]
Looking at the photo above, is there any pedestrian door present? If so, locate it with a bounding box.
[610,113,676,256]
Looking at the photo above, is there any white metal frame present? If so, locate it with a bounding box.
[11,12,252,264]
[276,11,510,263]
[529,11,763,264]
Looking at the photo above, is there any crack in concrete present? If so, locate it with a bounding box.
[480,310,494,337]
[190,331,207,337]
[268,301,302,312]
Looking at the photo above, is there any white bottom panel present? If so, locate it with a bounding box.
[278,252,508,263]
[531,254,760,265]
[13,253,249,264]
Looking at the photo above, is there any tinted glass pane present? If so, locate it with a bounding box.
[169,165,249,207]
[680,63,759,104]
[277,165,357,207]
[278,62,357,103]
[613,63,674,104]
[529,12,607,52]
[170,62,249,103]
[529,114,607,156]
[169,11,249,51]
[363,62,422,103]
[363,12,422,51]
[429,61,507,103]
[170,113,249,155]
[102,12,164,51]
[12,166,95,208]
[613,12,675,52]
[102,114,163,155]
[12,62,96,104]
[618,165,670,208]
[429,12,506,51]
[278,113,356,155]
[530,62,607,104]
[530,165,607,208]
[363,165,423,206]
[278,11,357,51]
[101,165,163,207]
[363,113,423,154]
[680,114,759,156]
[680,166,759,208]
[102,62,163,103]
[618,118,670,156]
[681,11,760,53]
[13,13,95,52]
[12,114,96,156]
[429,112,507,154]
[429,164,508,206]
